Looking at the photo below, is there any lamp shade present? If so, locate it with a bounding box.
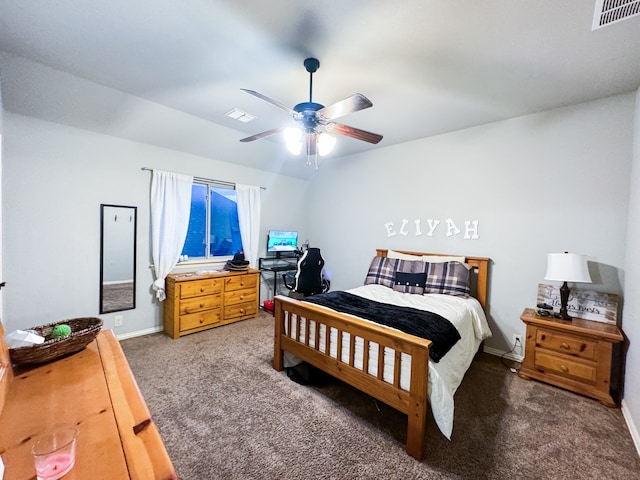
[317,132,336,156]
[283,128,335,159]
[544,253,592,283]
[283,127,303,155]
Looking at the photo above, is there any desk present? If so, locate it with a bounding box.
[259,257,298,299]
[0,329,176,480]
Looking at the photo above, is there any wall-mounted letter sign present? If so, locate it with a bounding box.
[384,217,479,240]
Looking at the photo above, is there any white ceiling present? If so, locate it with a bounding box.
[1,1,639,178]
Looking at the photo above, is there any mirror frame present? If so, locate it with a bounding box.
[100,204,137,314]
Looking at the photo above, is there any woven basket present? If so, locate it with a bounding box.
[9,317,103,366]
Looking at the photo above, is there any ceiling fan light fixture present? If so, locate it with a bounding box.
[317,132,336,156]
[283,126,303,155]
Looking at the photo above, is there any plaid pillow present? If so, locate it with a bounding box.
[392,259,428,294]
[424,261,470,297]
[364,256,399,288]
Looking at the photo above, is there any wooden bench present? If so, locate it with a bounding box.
[0,321,176,479]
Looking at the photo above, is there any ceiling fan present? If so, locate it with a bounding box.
[240,57,383,168]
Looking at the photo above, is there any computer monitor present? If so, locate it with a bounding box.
[267,230,298,255]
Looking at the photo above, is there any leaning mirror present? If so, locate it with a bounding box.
[100,204,137,314]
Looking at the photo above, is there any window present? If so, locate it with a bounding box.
[181,183,243,259]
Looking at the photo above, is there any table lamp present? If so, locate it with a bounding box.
[544,252,592,320]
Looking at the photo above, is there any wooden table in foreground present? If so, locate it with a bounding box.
[518,307,624,407]
[0,330,177,480]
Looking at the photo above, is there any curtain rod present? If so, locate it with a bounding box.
[141,167,266,190]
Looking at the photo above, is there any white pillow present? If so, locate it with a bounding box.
[387,250,423,260]
[421,254,467,264]
[387,250,466,264]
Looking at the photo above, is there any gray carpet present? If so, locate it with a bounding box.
[121,312,640,479]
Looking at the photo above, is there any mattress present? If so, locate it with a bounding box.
[284,283,492,439]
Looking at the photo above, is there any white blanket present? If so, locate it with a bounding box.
[285,284,492,439]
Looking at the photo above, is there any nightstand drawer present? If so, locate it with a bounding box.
[179,294,222,315]
[180,309,222,331]
[534,351,596,383]
[180,279,223,299]
[535,329,596,360]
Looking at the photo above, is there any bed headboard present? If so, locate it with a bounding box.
[375,249,490,312]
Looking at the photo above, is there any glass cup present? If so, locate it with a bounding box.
[31,427,79,480]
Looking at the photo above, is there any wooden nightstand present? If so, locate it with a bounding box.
[518,308,623,407]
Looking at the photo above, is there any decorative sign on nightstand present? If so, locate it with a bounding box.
[536,284,618,325]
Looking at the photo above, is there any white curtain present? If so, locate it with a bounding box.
[151,170,193,301]
[236,184,261,269]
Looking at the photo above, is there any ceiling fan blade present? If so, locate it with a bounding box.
[318,93,373,120]
[330,123,383,144]
[240,89,297,116]
[239,127,285,143]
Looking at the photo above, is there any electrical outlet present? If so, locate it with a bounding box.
[513,334,523,356]
[114,315,123,327]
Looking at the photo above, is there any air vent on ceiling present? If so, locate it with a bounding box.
[225,108,255,123]
[593,0,640,30]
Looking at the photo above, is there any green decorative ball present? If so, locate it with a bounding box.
[51,324,72,339]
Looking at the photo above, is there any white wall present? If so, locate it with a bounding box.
[622,86,640,451]
[1,113,308,336]
[304,94,634,357]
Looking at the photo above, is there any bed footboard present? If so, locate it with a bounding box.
[273,295,432,461]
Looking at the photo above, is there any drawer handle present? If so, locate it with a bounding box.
[200,287,205,293]
[240,309,245,314]
[239,295,244,300]
[560,364,569,372]
[199,303,204,308]
[560,342,570,350]
[199,318,204,324]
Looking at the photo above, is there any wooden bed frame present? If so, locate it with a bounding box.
[273,249,490,461]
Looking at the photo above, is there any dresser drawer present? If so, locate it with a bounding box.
[224,274,258,292]
[180,279,223,299]
[180,309,222,331]
[534,351,596,384]
[224,289,258,306]
[224,301,257,320]
[179,294,222,315]
[535,329,597,361]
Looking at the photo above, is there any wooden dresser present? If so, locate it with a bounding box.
[518,308,623,407]
[0,326,176,479]
[163,269,260,339]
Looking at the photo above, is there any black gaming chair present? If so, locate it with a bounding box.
[283,247,325,297]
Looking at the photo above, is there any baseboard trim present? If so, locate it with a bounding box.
[621,399,640,457]
[114,326,163,341]
[483,345,524,363]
